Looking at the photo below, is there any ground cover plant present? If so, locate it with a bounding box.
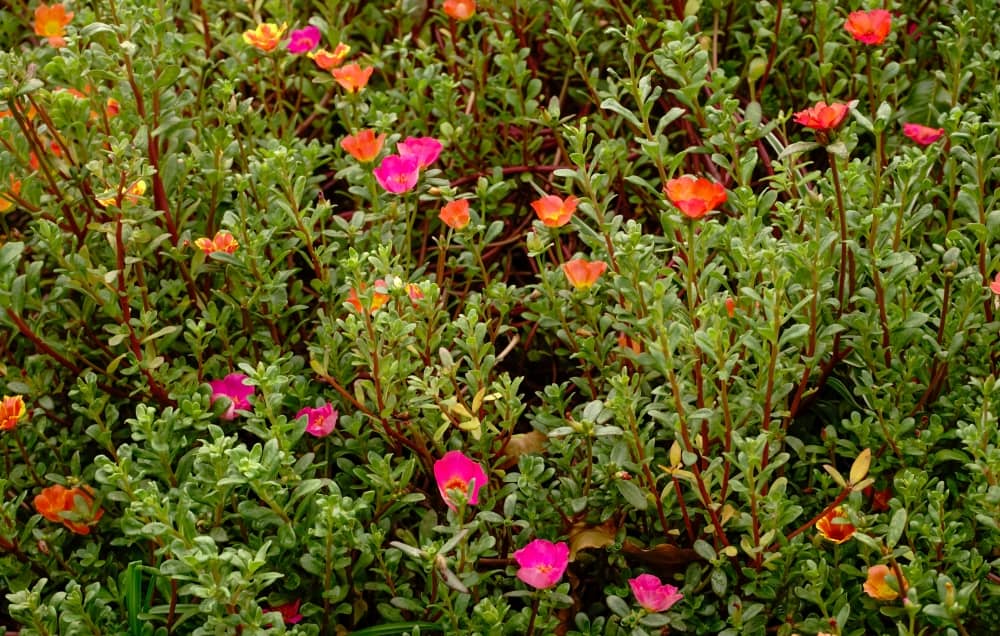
[1,0,999,634]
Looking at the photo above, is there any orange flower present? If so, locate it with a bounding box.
[105,98,120,118]
[439,199,471,230]
[815,506,856,544]
[195,230,239,256]
[531,194,577,228]
[309,43,351,70]
[618,333,642,354]
[0,395,26,431]
[332,63,374,93]
[340,129,385,163]
[97,180,146,208]
[0,177,23,213]
[844,9,892,45]
[347,280,389,313]
[34,3,74,48]
[725,296,736,318]
[242,22,287,52]
[562,258,607,290]
[443,0,476,20]
[34,484,103,535]
[793,101,851,132]
[35,485,73,523]
[863,564,906,601]
[664,176,727,219]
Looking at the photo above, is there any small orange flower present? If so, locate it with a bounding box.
[34,484,103,535]
[195,230,239,256]
[793,101,851,132]
[97,180,146,208]
[35,485,72,523]
[844,9,892,45]
[863,564,906,601]
[815,506,856,544]
[725,296,736,318]
[340,129,385,163]
[0,177,23,213]
[562,258,607,290]
[531,194,577,228]
[439,199,471,230]
[664,176,727,219]
[617,333,643,354]
[105,98,120,118]
[346,280,389,313]
[443,0,476,20]
[331,63,374,93]
[0,395,26,431]
[309,43,351,70]
[34,3,74,48]
[242,22,287,52]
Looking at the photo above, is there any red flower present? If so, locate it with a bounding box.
[443,0,476,20]
[725,296,736,318]
[793,101,851,132]
[332,63,374,93]
[531,194,577,228]
[844,10,892,45]
[815,506,856,544]
[902,123,944,146]
[341,129,385,163]
[664,176,727,219]
[561,258,607,290]
[439,199,471,230]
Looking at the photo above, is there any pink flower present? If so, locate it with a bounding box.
[629,574,683,613]
[265,599,303,626]
[902,123,945,146]
[514,539,569,589]
[297,403,338,437]
[373,154,421,193]
[287,25,321,54]
[990,273,1000,295]
[397,137,443,169]
[208,373,254,420]
[434,450,487,510]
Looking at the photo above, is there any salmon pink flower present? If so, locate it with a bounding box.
[34,3,74,48]
[297,403,338,437]
[287,25,321,54]
[629,574,684,613]
[195,230,239,256]
[341,129,385,163]
[562,258,607,290]
[374,155,420,193]
[990,273,1000,295]
[863,564,906,600]
[0,395,26,431]
[440,199,471,230]
[794,101,851,132]
[332,63,374,93]
[514,539,569,589]
[397,137,443,169]
[844,9,892,45]
[242,23,287,52]
[531,194,577,228]
[209,373,254,420]
[434,450,488,510]
[406,283,424,301]
[443,0,476,20]
[0,178,22,213]
[346,280,390,313]
[664,176,727,219]
[902,123,945,146]
[815,506,856,544]
[310,43,351,70]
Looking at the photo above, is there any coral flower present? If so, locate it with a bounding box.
[844,9,892,45]
[195,230,239,256]
[332,63,374,93]
[341,129,385,163]
[34,3,74,48]
[433,450,488,510]
[297,403,338,437]
[397,137,443,169]
[439,199,471,230]
[310,43,351,70]
[990,273,1000,296]
[34,484,103,535]
[629,574,684,613]
[286,25,321,54]
[0,395,26,431]
[562,258,608,290]
[346,280,390,313]
[902,123,945,146]
[664,176,727,219]
[209,373,254,420]
[725,296,736,318]
[242,23,287,52]
[514,539,570,590]
[443,0,476,20]
[863,564,906,600]
[531,194,578,228]
[793,102,851,132]
[815,506,856,544]
[0,178,22,213]
[373,154,421,194]
[96,180,147,208]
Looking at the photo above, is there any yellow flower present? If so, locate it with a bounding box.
[242,23,287,52]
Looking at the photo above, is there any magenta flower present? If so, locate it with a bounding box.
[433,450,487,510]
[287,25,321,54]
[397,136,443,169]
[902,122,945,146]
[514,539,569,589]
[373,154,420,193]
[629,574,684,613]
[297,403,338,437]
[265,599,303,626]
[209,373,254,420]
